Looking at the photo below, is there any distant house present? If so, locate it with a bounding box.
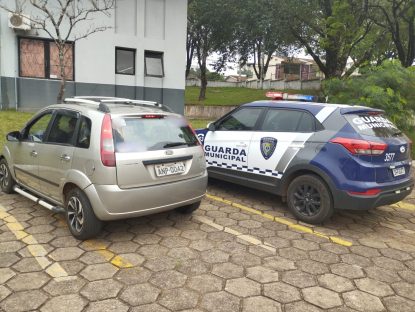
[225,75,247,83]
[244,55,324,82]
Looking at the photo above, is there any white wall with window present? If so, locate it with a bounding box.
[0,0,187,112]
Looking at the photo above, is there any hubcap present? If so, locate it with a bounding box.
[0,163,9,189]
[67,196,84,233]
[292,184,321,216]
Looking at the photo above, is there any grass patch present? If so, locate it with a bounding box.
[185,86,320,106]
[0,111,33,149]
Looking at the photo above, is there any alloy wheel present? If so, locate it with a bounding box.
[67,196,84,233]
[0,163,9,190]
[292,184,321,216]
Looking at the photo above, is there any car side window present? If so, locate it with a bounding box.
[76,117,92,149]
[47,112,79,145]
[25,113,53,142]
[261,109,315,132]
[216,108,262,131]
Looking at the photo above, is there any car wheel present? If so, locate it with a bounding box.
[176,201,201,214]
[66,188,103,240]
[287,174,333,224]
[0,159,15,194]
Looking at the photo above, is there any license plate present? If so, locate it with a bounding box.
[392,167,405,177]
[155,162,185,177]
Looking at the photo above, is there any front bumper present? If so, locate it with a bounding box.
[333,178,414,210]
[84,171,208,221]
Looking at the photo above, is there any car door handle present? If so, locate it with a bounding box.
[60,154,71,162]
[30,150,38,157]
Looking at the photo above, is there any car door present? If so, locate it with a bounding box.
[249,109,316,179]
[13,111,54,191]
[38,110,79,201]
[204,107,263,176]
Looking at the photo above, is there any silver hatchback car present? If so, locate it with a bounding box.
[0,97,207,239]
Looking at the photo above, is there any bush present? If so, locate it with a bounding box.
[323,61,415,131]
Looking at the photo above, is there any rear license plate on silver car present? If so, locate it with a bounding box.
[392,167,405,177]
[155,162,185,177]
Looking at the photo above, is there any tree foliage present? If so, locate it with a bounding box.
[234,0,296,85]
[187,0,236,100]
[284,0,378,78]
[323,61,415,130]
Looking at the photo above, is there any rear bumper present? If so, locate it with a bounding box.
[333,178,414,210]
[84,171,208,221]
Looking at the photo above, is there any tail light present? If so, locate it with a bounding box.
[348,188,381,196]
[330,137,387,155]
[100,114,116,167]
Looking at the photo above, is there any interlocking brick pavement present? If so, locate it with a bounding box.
[0,178,415,311]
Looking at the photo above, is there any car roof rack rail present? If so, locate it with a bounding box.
[63,97,166,113]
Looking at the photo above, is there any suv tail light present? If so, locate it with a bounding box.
[348,188,381,196]
[100,114,116,167]
[330,137,387,155]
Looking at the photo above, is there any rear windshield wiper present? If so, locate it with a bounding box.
[392,131,403,137]
[163,142,188,148]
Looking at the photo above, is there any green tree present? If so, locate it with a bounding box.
[323,61,415,130]
[235,0,295,88]
[369,0,415,67]
[284,0,377,78]
[187,0,236,100]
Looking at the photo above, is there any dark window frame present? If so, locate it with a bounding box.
[144,50,164,78]
[115,47,136,75]
[215,107,264,132]
[18,36,75,81]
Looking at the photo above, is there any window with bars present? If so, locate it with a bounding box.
[19,37,74,80]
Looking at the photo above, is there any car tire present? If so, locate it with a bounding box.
[0,159,15,194]
[176,201,201,214]
[65,188,103,240]
[287,174,333,224]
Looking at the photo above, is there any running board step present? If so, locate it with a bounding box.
[13,186,65,214]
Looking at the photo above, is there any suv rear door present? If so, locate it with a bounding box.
[343,111,411,183]
[113,114,204,189]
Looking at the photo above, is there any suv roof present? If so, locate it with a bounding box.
[244,100,384,116]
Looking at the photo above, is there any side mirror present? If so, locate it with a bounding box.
[6,131,21,142]
[208,123,216,131]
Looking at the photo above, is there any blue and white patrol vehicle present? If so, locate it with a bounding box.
[196,92,413,224]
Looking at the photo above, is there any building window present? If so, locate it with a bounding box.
[145,51,164,77]
[19,37,74,80]
[116,47,136,75]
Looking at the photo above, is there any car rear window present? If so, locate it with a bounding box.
[344,113,402,137]
[112,115,199,153]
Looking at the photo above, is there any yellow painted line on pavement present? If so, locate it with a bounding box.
[0,204,70,279]
[392,201,415,212]
[193,215,277,253]
[206,193,353,247]
[55,215,134,268]
[82,240,134,269]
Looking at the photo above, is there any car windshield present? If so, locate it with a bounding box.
[111,115,198,153]
[344,113,402,138]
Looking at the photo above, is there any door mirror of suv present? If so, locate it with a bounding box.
[6,131,21,142]
[208,123,216,131]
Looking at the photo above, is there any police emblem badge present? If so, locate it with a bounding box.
[260,137,277,160]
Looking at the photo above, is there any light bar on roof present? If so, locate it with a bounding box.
[265,92,316,102]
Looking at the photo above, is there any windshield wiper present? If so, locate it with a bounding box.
[392,131,403,137]
[163,142,188,148]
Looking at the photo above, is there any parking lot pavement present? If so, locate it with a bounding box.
[1,180,415,312]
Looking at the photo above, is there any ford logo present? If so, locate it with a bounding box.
[400,146,406,153]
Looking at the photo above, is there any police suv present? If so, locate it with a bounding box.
[196,92,413,224]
